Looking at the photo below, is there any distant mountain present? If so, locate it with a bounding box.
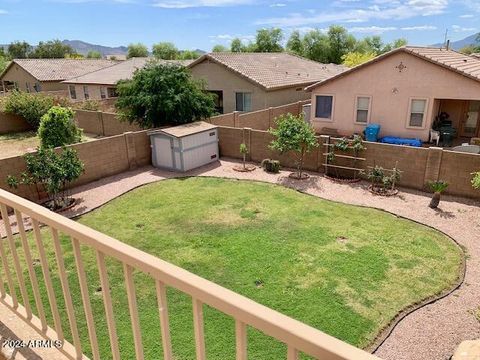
[431,32,479,51]
[62,40,128,56]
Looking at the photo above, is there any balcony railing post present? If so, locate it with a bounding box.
[192,298,206,360]
[287,346,299,360]
[156,280,173,360]
[123,263,144,360]
[14,209,47,332]
[235,320,247,360]
[0,204,30,316]
[0,209,17,308]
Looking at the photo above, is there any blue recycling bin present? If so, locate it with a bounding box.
[365,124,381,142]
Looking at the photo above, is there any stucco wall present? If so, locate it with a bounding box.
[0,112,32,134]
[310,52,480,141]
[190,59,311,114]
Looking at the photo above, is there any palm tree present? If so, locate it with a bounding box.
[428,180,449,208]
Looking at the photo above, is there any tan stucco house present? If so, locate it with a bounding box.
[0,59,116,94]
[188,52,346,114]
[306,46,480,142]
[62,58,193,101]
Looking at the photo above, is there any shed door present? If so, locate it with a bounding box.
[153,136,173,168]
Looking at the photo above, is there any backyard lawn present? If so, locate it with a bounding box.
[10,178,463,359]
[0,131,100,159]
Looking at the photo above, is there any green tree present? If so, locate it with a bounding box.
[115,63,216,128]
[269,113,318,179]
[152,42,179,59]
[127,43,149,58]
[3,90,54,128]
[8,41,32,59]
[231,38,244,52]
[178,50,200,60]
[286,30,304,56]
[327,26,355,64]
[255,28,283,52]
[472,171,480,190]
[342,52,376,67]
[30,39,75,58]
[0,55,8,74]
[212,44,228,52]
[302,29,330,63]
[86,50,102,59]
[38,106,82,148]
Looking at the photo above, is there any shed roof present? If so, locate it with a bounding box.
[0,58,116,82]
[306,46,480,91]
[148,121,217,138]
[63,58,194,85]
[188,52,347,91]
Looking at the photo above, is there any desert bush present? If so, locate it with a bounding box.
[3,90,54,128]
[261,159,281,173]
[38,106,82,148]
[472,171,480,190]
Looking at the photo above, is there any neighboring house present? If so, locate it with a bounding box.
[306,46,480,142]
[0,58,116,93]
[62,57,193,101]
[188,52,347,114]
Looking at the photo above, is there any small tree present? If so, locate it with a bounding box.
[269,113,318,179]
[428,180,449,209]
[3,90,54,129]
[38,106,82,148]
[127,43,149,58]
[472,171,480,190]
[115,63,216,127]
[86,50,102,59]
[239,143,248,169]
[152,42,179,59]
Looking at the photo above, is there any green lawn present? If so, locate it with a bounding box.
[8,178,462,359]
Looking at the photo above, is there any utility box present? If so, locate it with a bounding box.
[148,121,219,172]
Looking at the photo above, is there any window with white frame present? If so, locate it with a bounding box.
[69,85,77,100]
[355,96,371,124]
[100,87,106,99]
[83,85,89,100]
[235,92,252,112]
[409,99,427,127]
[315,95,333,119]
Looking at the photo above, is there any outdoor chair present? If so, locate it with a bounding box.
[430,129,440,146]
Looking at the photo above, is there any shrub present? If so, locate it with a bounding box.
[3,90,54,128]
[38,106,82,148]
[472,171,480,190]
[7,147,84,210]
[78,100,100,111]
[428,180,449,209]
[261,159,281,173]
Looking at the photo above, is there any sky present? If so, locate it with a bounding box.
[0,0,479,51]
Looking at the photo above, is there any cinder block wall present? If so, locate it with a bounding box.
[0,130,151,201]
[75,110,142,136]
[0,112,32,134]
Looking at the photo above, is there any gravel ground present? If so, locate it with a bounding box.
[1,158,479,360]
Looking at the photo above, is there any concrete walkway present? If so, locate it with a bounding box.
[1,158,479,360]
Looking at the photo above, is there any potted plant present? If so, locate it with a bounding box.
[428,180,449,209]
[233,143,255,172]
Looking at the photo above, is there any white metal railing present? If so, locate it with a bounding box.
[0,188,380,360]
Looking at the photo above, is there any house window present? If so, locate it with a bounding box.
[235,92,252,112]
[315,95,333,119]
[107,87,118,98]
[33,82,41,92]
[69,85,77,100]
[355,96,371,124]
[100,87,106,99]
[408,99,427,127]
[83,86,89,100]
[25,82,31,93]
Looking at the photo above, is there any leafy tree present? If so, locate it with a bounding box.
[212,44,228,52]
[269,113,318,179]
[30,39,75,58]
[286,30,304,56]
[86,50,102,59]
[38,106,82,148]
[8,41,32,59]
[342,52,376,67]
[472,171,480,190]
[327,26,355,63]
[460,45,477,55]
[7,147,84,210]
[3,90,54,128]
[152,42,179,60]
[127,43,149,58]
[178,50,200,60]
[115,63,216,128]
[231,38,244,52]
[0,55,8,74]
[255,28,283,52]
[302,29,330,63]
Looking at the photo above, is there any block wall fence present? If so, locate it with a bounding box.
[0,112,32,134]
[74,110,143,136]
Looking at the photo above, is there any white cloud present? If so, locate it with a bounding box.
[208,33,255,43]
[401,25,437,30]
[459,14,474,18]
[349,26,397,34]
[153,0,253,8]
[452,25,477,32]
[270,3,286,7]
[255,0,448,26]
[0,9,7,14]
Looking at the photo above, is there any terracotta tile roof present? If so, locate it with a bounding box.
[471,53,480,60]
[306,46,480,91]
[1,58,117,82]
[63,58,193,85]
[188,52,347,91]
